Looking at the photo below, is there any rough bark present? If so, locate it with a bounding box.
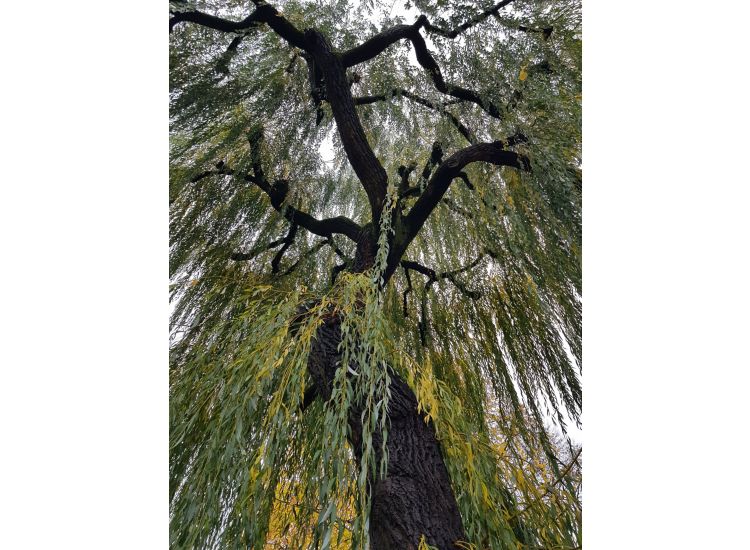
[305,230,466,549]
[307,320,465,549]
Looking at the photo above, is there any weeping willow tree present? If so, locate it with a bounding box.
[170,0,581,548]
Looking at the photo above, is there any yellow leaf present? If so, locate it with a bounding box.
[519,62,529,81]
[481,482,491,507]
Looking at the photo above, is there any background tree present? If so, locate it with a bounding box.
[169,0,581,548]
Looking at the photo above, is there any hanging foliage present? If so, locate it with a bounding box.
[170,0,581,548]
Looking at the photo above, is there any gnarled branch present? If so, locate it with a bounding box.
[384,141,530,281]
[342,17,504,120]
[170,2,307,51]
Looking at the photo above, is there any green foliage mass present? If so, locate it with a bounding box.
[170,0,581,548]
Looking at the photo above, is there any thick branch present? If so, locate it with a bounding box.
[306,30,388,224]
[405,142,530,235]
[245,174,362,241]
[384,142,529,281]
[169,9,262,33]
[344,19,503,119]
[408,30,503,119]
[215,36,244,75]
[244,128,362,242]
[341,17,427,67]
[170,2,307,51]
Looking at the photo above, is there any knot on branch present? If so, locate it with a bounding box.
[269,179,289,207]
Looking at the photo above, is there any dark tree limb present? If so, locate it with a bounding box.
[342,17,504,120]
[517,25,554,40]
[419,141,444,187]
[281,238,339,276]
[271,223,298,274]
[245,129,363,242]
[169,8,262,34]
[408,29,503,119]
[230,232,289,262]
[187,155,361,243]
[402,266,413,317]
[300,383,318,412]
[306,30,389,224]
[441,196,474,220]
[170,1,307,51]
[285,51,299,73]
[355,89,476,144]
[405,142,530,234]
[243,173,362,242]
[400,255,484,300]
[423,0,517,38]
[384,141,530,282]
[418,279,434,346]
[215,36,244,75]
[331,262,349,284]
[340,17,428,67]
[398,141,445,201]
[397,163,418,195]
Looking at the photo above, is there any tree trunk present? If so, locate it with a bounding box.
[306,229,466,549]
[308,315,465,549]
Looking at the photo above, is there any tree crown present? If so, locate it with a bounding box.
[170,0,581,547]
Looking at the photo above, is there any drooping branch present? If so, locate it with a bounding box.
[423,0,517,39]
[408,29,503,119]
[355,89,476,144]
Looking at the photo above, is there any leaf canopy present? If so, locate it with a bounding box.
[170,0,581,548]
